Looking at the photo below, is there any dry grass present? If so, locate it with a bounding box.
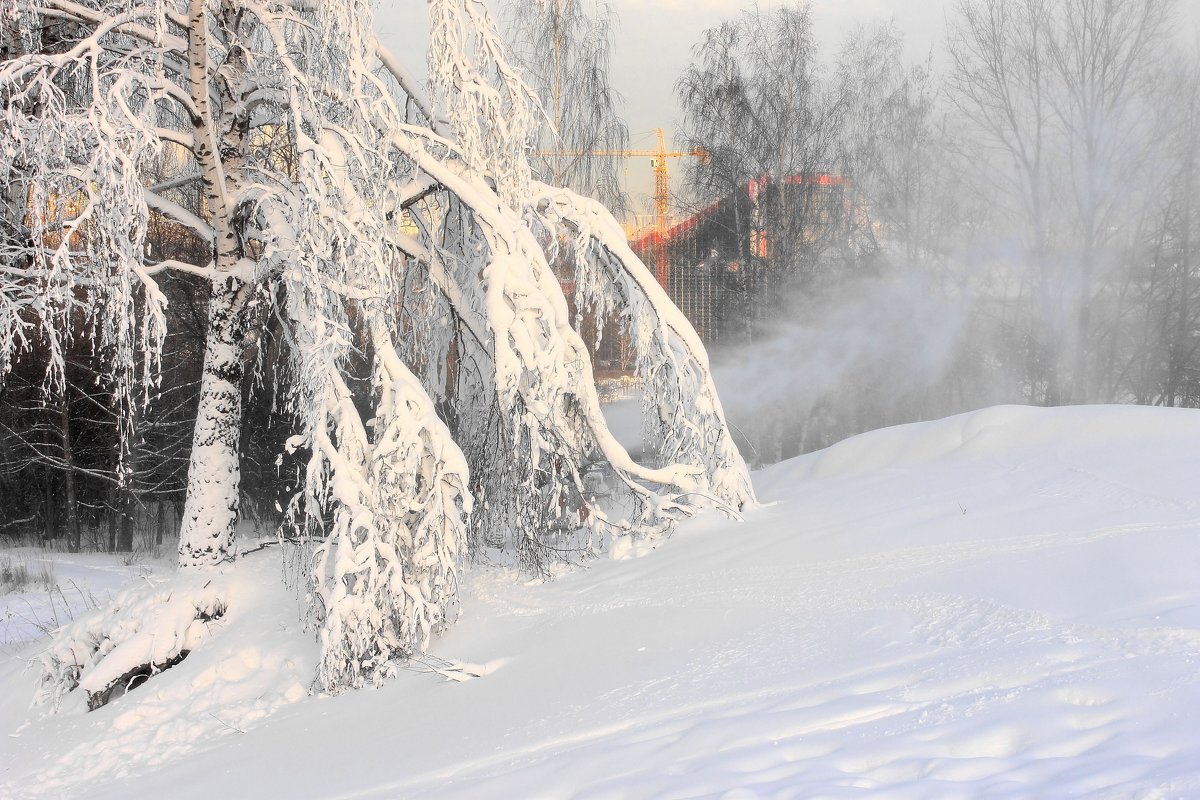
[0,553,56,594]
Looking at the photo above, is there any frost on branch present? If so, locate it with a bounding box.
[427,0,540,207]
[296,308,470,692]
[404,0,711,570]
[237,0,473,690]
[36,575,228,713]
[5,0,759,698]
[527,184,757,514]
[396,147,704,570]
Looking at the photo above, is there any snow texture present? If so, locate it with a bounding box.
[5,404,1200,798]
[36,571,227,712]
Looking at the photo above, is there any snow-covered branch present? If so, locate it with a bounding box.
[528,183,756,513]
[6,0,756,699]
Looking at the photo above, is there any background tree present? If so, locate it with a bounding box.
[676,0,844,324]
[504,0,629,214]
[1119,47,1200,406]
[947,0,1172,404]
[835,23,957,273]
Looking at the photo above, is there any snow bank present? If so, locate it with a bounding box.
[2,552,313,795]
[1,552,145,647]
[37,573,228,712]
[767,403,1200,482]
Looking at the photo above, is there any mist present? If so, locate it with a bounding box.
[659,0,1200,465]
[711,272,977,463]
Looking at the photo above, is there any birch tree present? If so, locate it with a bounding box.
[503,0,629,213]
[676,1,843,307]
[3,0,752,700]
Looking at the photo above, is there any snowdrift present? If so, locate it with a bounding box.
[772,402,1200,481]
[4,404,1200,798]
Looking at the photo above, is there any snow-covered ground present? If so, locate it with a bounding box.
[0,551,161,647]
[4,404,1200,798]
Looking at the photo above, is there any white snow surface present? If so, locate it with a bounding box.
[4,403,1200,798]
[0,552,159,647]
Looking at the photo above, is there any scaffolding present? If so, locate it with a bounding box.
[631,174,850,347]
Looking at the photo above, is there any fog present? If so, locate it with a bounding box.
[383,0,1200,466]
[634,0,1200,464]
[712,273,978,463]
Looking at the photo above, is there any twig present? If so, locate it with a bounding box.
[207,712,245,734]
[237,540,280,557]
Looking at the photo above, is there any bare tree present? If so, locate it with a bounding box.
[1051,0,1172,398]
[948,0,1067,403]
[504,0,629,213]
[948,0,1173,403]
[676,0,844,312]
[836,23,960,272]
[1119,45,1200,406]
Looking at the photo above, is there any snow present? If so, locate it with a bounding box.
[4,404,1200,797]
[0,552,160,648]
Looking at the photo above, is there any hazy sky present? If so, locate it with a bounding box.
[374,0,949,207]
[374,0,1198,213]
[601,0,946,142]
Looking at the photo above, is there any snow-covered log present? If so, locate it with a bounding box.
[36,575,228,712]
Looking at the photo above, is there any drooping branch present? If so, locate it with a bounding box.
[528,182,756,514]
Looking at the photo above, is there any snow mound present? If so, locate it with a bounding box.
[38,572,227,712]
[2,552,313,796]
[768,403,1200,481]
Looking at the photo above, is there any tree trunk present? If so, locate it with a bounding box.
[43,469,58,545]
[156,500,167,546]
[1170,131,1194,407]
[106,490,118,552]
[177,277,248,568]
[118,503,135,553]
[177,2,248,569]
[58,398,82,553]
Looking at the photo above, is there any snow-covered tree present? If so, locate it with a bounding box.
[2,0,752,700]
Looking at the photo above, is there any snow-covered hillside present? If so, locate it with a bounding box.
[4,404,1200,798]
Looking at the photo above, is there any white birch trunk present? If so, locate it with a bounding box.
[178,276,247,568]
[176,1,247,568]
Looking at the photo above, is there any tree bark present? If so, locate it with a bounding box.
[106,488,118,552]
[176,2,248,568]
[177,276,247,568]
[43,466,58,545]
[156,500,167,546]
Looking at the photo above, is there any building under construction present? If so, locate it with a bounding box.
[630,173,851,347]
[550,149,851,370]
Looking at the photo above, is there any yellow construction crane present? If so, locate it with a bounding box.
[540,128,707,287]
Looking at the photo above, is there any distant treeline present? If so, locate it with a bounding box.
[669,0,1200,462]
